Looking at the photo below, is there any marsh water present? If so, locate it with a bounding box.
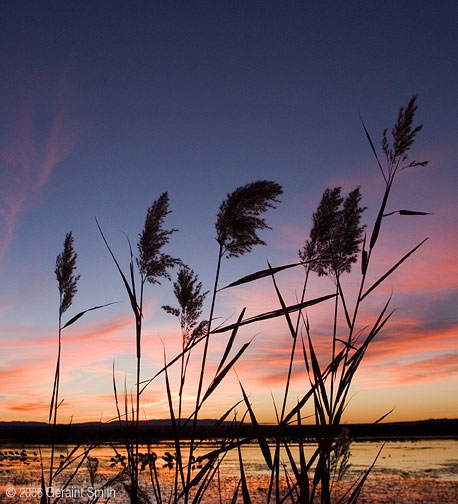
[0,439,456,503]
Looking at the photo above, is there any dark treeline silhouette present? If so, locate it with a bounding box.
[0,418,456,445]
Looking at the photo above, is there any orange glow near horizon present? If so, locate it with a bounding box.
[1,256,456,425]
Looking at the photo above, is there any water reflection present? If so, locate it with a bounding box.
[0,440,456,503]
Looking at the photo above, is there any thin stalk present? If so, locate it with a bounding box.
[175,328,191,500]
[185,242,223,503]
[344,177,393,369]
[279,266,311,424]
[49,298,63,497]
[174,338,185,501]
[329,282,339,421]
[266,443,280,504]
[148,445,162,504]
[133,279,144,504]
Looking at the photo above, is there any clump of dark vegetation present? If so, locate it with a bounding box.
[41,97,428,503]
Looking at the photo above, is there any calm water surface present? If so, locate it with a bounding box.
[0,440,456,502]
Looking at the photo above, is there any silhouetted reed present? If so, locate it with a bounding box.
[216,180,283,258]
[140,181,283,504]
[98,192,180,503]
[300,187,366,279]
[184,181,283,498]
[37,97,428,504]
[47,232,79,499]
[162,265,208,499]
[43,233,115,504]
[194,96,428,503]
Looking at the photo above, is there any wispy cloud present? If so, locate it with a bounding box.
[0,70,78,265]
[394,352,458,384]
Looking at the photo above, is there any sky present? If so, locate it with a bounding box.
[0,1,457,425]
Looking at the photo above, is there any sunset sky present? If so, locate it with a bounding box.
[0,1,457,425]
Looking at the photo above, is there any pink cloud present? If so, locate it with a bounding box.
[210,278,458,391]
[0,313,132,350]
[0,361,51,389]
[0,71,78,264]
[8,400,50,413]
[394,352,458,385]
[0,311,188,420]
[0,314,132,414]
[361,319,458,363]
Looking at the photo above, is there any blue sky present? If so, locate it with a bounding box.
[0,1,457,422]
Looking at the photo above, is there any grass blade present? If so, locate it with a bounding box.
[216,308,246,374]
[369,181,392,250]
[139,332,208,393]
[96,217,140,318]
[237,442,252,504]
[360,115,386,183]
[338,443,385,504]
[360,238,427,300]
[163,348,185,491]
[231,479,241,504]
[373,407,394,424]
[194,438,249,465]
[178,453,217,495]
[268,261,297,340]
[211,293,336,334]
[361,232,368,275]
[39,452,47,504]
[283,442,301,491]
[335,304,394,411]
[308,335,331,418]
[202,340,252,404]
[282,386,316,426]
[62,301,119,328]
[383,209,431,217]
[296,405,310,503]
[218,261,306,291]
[192,454,225,504]
[239,380,273,470]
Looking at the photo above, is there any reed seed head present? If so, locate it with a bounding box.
[137,192,180,284]
[216,180,283,258]
[382,96,429,175]
[300,187,366,278]
[162,265,208,342]
[55,232,80,315]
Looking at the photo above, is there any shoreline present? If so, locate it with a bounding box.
[1,418,456,445]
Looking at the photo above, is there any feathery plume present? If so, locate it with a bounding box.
[381,96,429,175]
[216,180,283,258]
[300,187,366,278]
[137,192,180,284]
[162,265,208,342]
[55,232,80,314]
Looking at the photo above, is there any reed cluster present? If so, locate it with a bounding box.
[43,97,428,503]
